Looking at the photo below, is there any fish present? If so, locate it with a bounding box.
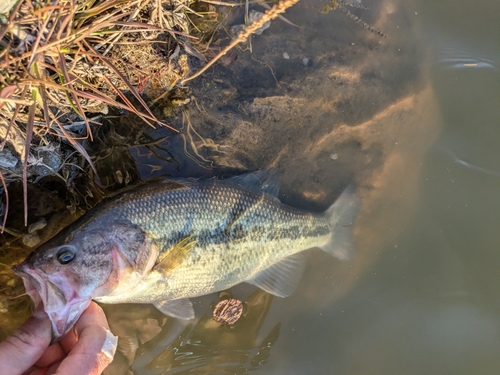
[13,170,359,341]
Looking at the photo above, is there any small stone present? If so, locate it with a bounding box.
[283,52,290,59]
[248,10,271,35]
[0,150,18,169]
[22,232,41,247]
[330,153,338,160]
[302,57,310,66]
[213,298,243,325]
[28,218,47,234]
[31,147,62,177]
[230,24,246,38]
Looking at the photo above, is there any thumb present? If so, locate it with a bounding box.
[0,312,52,375]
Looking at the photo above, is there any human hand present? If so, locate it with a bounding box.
[0,301,117,375]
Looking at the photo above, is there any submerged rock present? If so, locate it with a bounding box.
[0,150,18,169]
[213,298,244,325]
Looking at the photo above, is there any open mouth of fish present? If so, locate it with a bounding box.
[13,264,91,343]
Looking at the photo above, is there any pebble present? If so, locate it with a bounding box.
[0,150,18,169]
[213,298,243,325]
[28,218,47,234]
[22,232,41,247]
[248,10,271,35]
[230,10,271,38]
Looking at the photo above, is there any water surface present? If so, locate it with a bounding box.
[3,0,500,373]
[90,0,500,373]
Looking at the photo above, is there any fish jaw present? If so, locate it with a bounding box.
[13,263,91,342]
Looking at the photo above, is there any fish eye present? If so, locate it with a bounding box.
[56,247,76,265]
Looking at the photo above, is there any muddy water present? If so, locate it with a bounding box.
[3,0,500,373]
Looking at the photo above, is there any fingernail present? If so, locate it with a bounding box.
[100,329,118,360]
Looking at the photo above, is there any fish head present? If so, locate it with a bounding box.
[13,222,154,342]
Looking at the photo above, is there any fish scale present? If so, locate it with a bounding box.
[100,180,332,303]
[14,171,358,340]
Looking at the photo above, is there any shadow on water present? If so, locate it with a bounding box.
[103,289,277,375]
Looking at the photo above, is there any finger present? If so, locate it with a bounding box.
[53,302,117,375]
[59,302,108,354]
[58,326,78,354]
[33,341,65,368]
[0,313,51,375]
[75,302,110,332]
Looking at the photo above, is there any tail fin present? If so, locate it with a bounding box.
[320,185,360,260]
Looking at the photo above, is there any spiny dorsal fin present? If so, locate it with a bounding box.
[226,170,280,197]
[154,236,197,274]
[106,178,190,202]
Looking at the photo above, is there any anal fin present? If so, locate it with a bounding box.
[246,253,306,298]
[154,298,195,320]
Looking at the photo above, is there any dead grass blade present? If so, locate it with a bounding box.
[0,86,28,152]
[0,171,8,233]
[182,0,301,84]
[92,52,177,132]
[23,97,36,226]
[57,52,93,140]
[0,0,23,42]
[54,119,101,187]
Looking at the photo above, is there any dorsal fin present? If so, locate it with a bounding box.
[226,170,280,197]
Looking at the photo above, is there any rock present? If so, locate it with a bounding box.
[28,218,47,234]
[213,298,243,325]
[22,232,41,247]
[0,150,18,168]
[230,10,272,38]
[248,10,271,35]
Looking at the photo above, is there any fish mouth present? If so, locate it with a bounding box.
[13,263,91,343]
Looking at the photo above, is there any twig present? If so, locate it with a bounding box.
[199,0,242,6]
[181,0,301,84]
[257,0,300,28]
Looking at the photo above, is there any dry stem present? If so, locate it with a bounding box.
[181,0,301,84]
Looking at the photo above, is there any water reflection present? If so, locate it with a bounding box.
[103,289,278,374]
[435,47,499,72]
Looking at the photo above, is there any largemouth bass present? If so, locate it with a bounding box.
[13,171,358,340]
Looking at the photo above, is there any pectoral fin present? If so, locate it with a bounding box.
[154,299,195,320]
[154,237,196,274]
[246,253,306,297]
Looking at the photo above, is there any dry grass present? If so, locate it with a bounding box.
[182,0,301,84]
[0,0,305,229]
[0,0,213,227]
